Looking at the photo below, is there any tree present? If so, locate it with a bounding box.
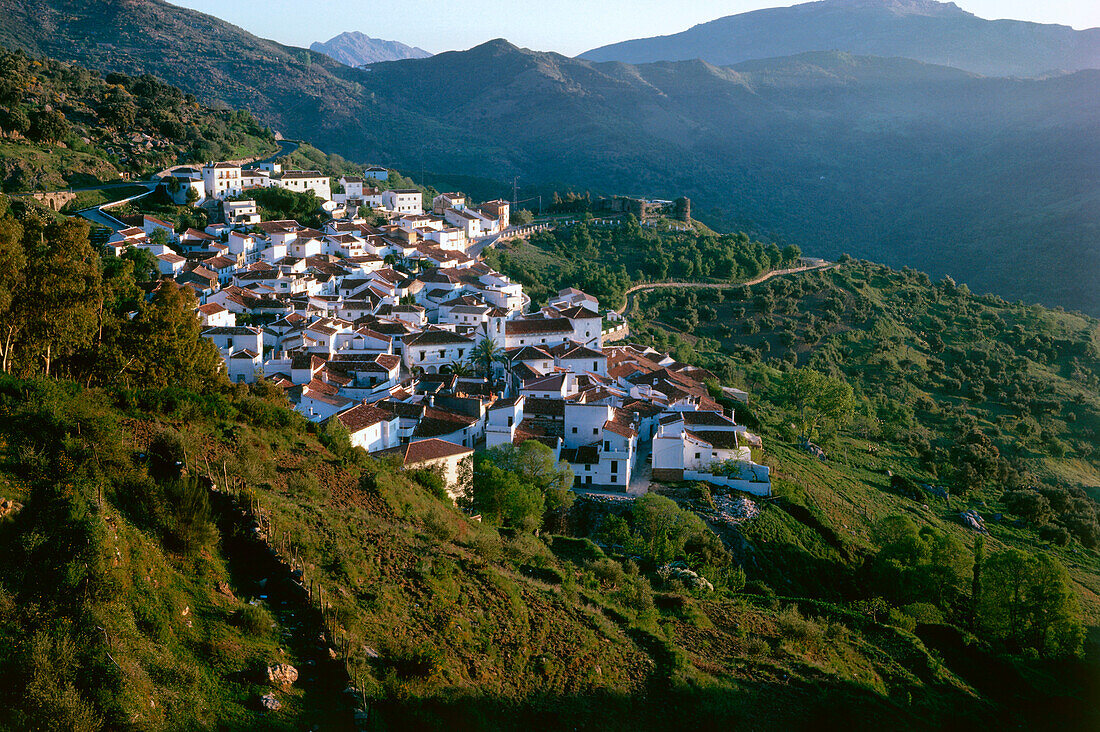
[774,367,855,444]
[98,281,223,389]
[782,244,802,264]
[977,549,1084,658]
[27,109,70,144]
[1,214,101,376]
[471,461,544,532]
[442,360,473,378]
[1,106,29,136]
[122,246,158,283]
[474,441,575,532]
[630,493,709,563]
[471,337,503,378]
[1002,489,1052,527]
[512,209,534,227]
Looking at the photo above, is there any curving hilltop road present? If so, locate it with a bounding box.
[615,260,837,316]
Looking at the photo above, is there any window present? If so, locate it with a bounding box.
[695,452,701,459]
[604,441,610,451]
[593,428,599,435]
[611,461,618,472]
[507,417,513,427]
[571,427,577,434]
[594,362,598,370]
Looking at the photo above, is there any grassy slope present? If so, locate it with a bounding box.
[0,47,277,192]
[0,376,1027,731]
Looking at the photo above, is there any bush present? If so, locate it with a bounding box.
[777,604,822,644]
[236,604,272,637]
[164,478,216,555]
[902,602,945,625]
[1038,524,1072,547]
[149,428,187,480]
[408,467,448,501]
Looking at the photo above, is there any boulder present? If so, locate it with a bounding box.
[259,694,281,712]
[658,564,714,591]
[801,441,827,461]
[0,498,23,519]
[266,663,298,689]
[959,509,988,534]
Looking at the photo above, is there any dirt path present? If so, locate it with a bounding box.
[616,261,836,316]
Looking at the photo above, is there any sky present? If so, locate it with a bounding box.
[168,1,1100,56]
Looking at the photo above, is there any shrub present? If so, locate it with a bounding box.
[1039,524,1072,547]
[408,467,448,501]
[236,604,272,637]
[777,604,822,644]
[164,478,216,555]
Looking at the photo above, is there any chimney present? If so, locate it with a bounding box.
[427,394,435,408]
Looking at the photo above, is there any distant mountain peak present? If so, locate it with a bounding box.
[310,31,430,67]
[820,0,965,12]
[580,0,1100,77]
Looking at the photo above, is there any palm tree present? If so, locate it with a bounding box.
[471,338,503,379]
[443,360,474,378]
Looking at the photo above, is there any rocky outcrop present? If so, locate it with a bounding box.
[266,663,298,689]
[0,497,22,519]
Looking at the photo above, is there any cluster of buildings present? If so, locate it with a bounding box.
[107,161,770,501]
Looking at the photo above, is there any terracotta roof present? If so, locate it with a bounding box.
[405,330,474,347]
[335,404,394,433]
[507,318,573,336]
[603,419,637,439]
[404,439,473,465]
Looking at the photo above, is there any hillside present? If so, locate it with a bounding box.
[1,195,1099,728]
[1,2,1099,314]
[355,44,1100,315]
[581,0,1100,78]
[310,32,431,66]
[0,47,276,193]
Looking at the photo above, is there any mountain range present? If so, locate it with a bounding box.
[0,0,1098,313]
[310,31,431,66]
[583,0,1100,78]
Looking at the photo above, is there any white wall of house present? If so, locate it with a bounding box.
[202,164,242,200]
[564,404,611,449]
[402,339,474,373]
[382,190,423,214]
[227,353,261,383]
[348,418,399,453]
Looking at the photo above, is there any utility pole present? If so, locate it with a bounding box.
[513,177,518,208]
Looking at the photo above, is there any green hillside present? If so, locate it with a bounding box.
[0,47,276,193]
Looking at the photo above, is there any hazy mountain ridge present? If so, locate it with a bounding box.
[1,2,1099,313]
[310,31,431,66]
[581,0,1100,78]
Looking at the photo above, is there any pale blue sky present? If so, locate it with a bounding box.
[169,1,1100,56]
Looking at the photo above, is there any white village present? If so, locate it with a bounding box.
[103,159,771,502]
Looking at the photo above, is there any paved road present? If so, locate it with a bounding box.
[249,139,300,168]
[616,261,836,316]
[467,233,502,259]
[76,182,159,232]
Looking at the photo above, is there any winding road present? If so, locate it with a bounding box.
[615,260,836,316]
[72,140,299,232]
